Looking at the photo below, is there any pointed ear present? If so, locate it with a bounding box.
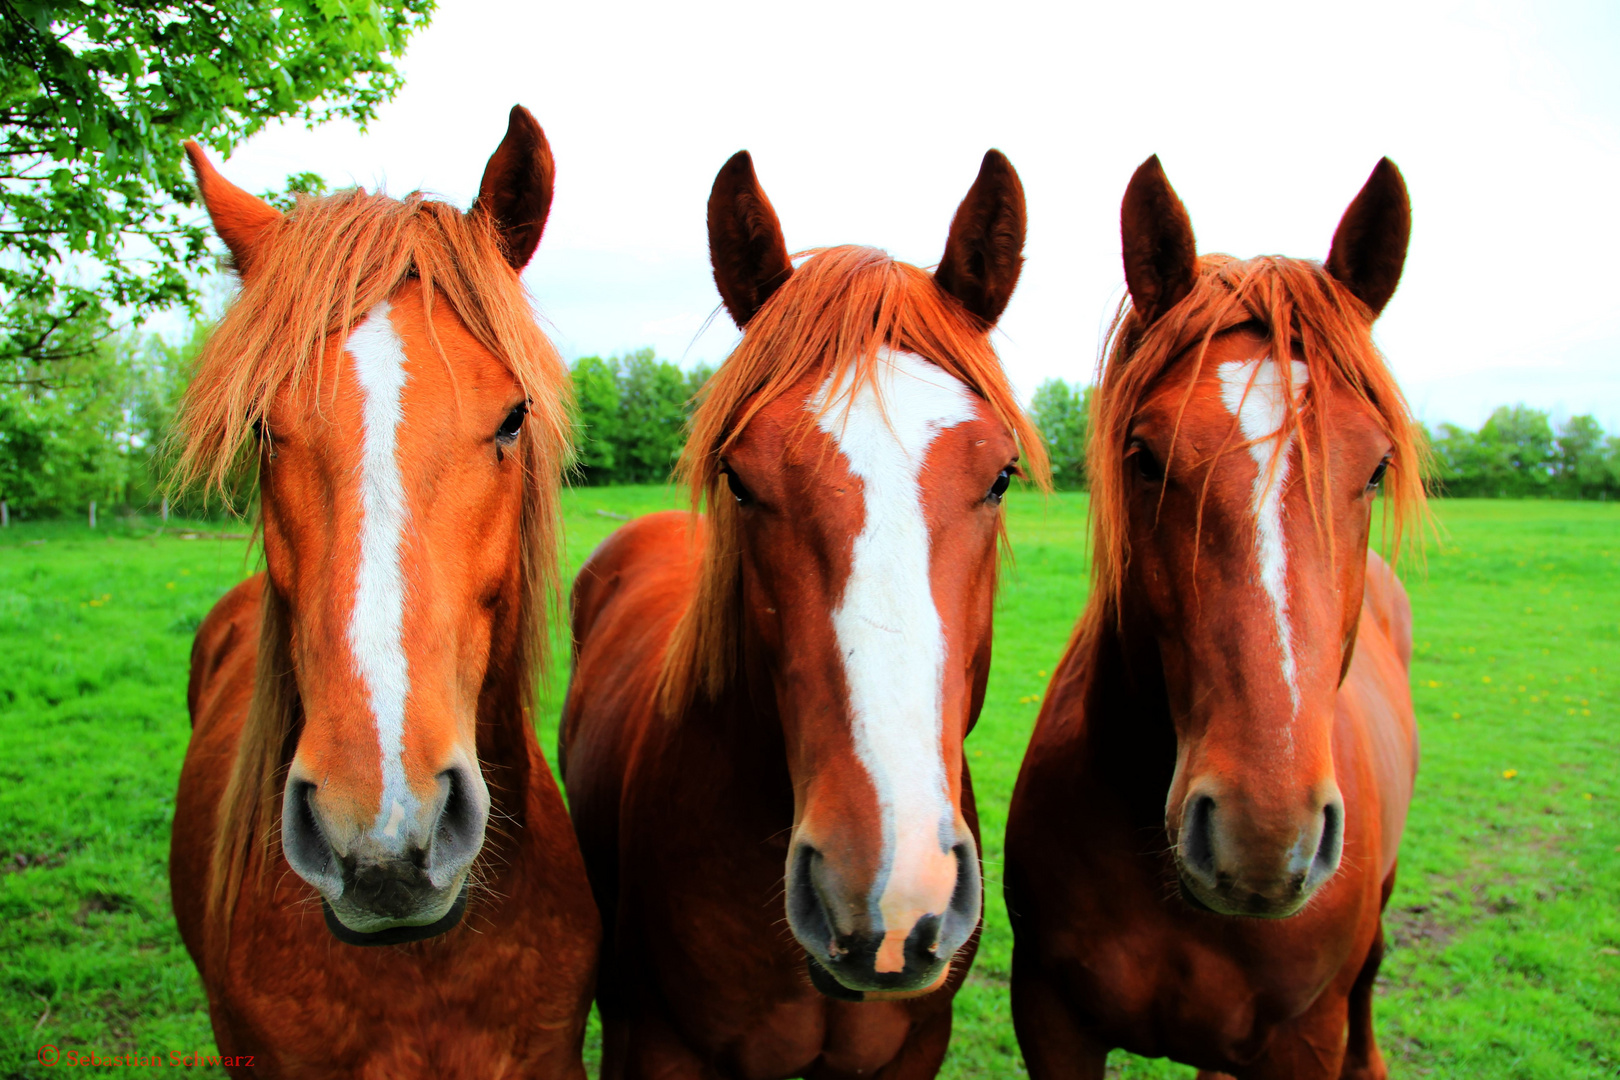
[935,150,1026,327]
[1325,158,1410,318]
[471,105,556,270]
[707,151,792,327]
[184,141,283,276]
[1120,155,1198,326]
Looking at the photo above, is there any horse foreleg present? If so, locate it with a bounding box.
[1009,967,1109,1080]
[621,1007,723,1080]
[1338,919,1388,1080]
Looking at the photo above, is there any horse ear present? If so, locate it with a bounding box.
[472,105,556,270]
[1120,155,1198,326]
[184,141,283,277]
[935,150,1027,327]
[708,151,792,328]
[1325,158,1410,317]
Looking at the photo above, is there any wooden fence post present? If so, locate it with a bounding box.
[1,501,8,528]
[89,500,96,529]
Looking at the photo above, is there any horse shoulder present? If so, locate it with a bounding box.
[186,574,265,732]
[172,573,265,975]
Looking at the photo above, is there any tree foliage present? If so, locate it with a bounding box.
[569,349,713,485]
[0,320,200,517]
[0,0,433,373]
[1030,378,1093,489]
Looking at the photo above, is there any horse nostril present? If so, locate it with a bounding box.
[1308,798,1344,887]
[281,779,342,896]
[940,839,982,958]
[786,843,836,960]
[426,765,488,888]
[1180,794,1218,883]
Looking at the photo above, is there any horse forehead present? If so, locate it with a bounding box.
[807,349,981,469]
[1216,356,1309,442]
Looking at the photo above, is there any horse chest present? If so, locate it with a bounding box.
[704,995,914,1079]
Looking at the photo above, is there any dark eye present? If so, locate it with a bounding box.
[1366,454,1391,494]
[1128,439,1164,483]
[496,403,527,446]
[986,467,1012,505]
[722,465,754,505]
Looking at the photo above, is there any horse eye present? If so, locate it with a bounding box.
[1366,454,1391,493]
[1129,439,1164,483]
[986,468,1012,505]
[495,403,527,446]
[722,465,754,506]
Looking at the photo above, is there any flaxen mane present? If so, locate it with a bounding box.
[171,187,573,930]
[657,244,1050,715]
[1083,254,1426,637]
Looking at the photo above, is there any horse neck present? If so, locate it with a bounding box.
[472,600,541,837]
[1067,599,1179,811]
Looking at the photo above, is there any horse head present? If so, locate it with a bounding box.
[1099,156,1419,917]
[671,149,1043,993]
[182,108,569,943]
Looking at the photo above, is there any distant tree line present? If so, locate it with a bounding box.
[1027,378,1620,499]
[4,358,1616,519]
[1424,405,1620,499]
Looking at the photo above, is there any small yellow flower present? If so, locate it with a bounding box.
[180,569,191,576]
[1037,670,1047,678]
[1483,676,1492,684]
[165,582,176,589]
[1584,793,1595,800]
[1452,712,1461,719]
[1502,769,1518,780]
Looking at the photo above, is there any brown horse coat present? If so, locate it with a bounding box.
[1006,157,1422,1080]
[561,150,1047,1079]
[167,109,598,1078]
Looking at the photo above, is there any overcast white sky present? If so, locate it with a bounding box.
[206,0,1620,430]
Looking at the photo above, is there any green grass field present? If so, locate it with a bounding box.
[1,493,1615,1077]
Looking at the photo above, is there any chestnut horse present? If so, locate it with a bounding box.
[168,108,599,1078]
[1005,157,1423,1079]
[560,150,1048,1078]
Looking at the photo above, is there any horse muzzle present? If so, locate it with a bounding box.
[1172,781,1345,918]
[280,763,489,943]
[785,835,980,996]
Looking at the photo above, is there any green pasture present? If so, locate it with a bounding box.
[1,494,1615,1077]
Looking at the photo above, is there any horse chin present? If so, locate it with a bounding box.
[1175,871,1310,920]
[804,955,951,1002]
[321,881,470,947]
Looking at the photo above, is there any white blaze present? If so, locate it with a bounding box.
[1219,356,1309,715]
[345,301,419,840]
[810,348,977,948]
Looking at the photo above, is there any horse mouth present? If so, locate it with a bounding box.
[1175,871,1309,920]
[804,955,950,1002]
[321,882,469,946]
